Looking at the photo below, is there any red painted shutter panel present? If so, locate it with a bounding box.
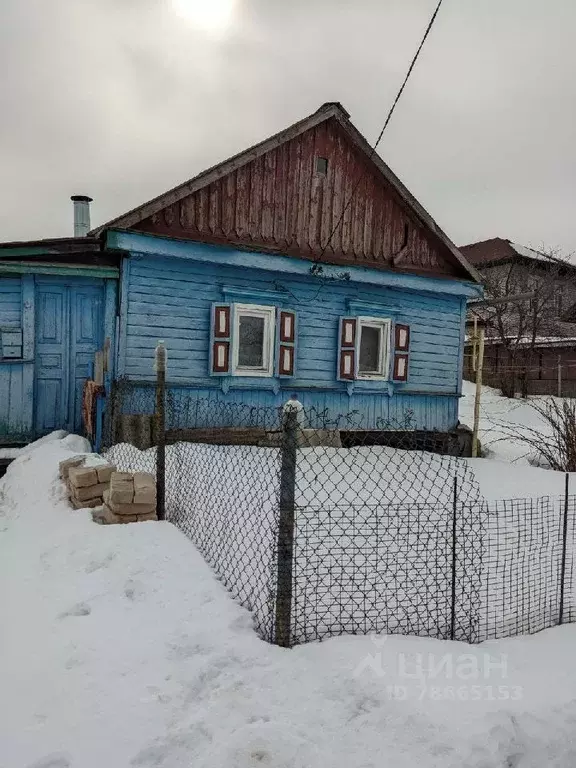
[340,317,357,348]
[395,323,410,352]
[214,305,231,338]
[392,353,409,381]
[279,311,296,343]
[278,344,295,376]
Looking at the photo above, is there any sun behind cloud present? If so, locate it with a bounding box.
[170,0,238,34]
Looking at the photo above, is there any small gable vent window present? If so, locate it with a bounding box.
[402,222,409,249]
[316,157,328,175]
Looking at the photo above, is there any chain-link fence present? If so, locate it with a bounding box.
[103,379,576,647]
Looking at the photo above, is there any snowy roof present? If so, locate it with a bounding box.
[460,237,574,270]
[482,335,576,348]
[509,242,545,261]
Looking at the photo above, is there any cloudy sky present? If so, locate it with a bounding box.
[1,0,575,253]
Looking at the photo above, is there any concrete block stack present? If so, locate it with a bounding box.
[102,471,157,524]
[66,463,116,510]
[59,455,87,482]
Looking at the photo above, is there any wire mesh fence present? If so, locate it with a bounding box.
[102,379,576,647]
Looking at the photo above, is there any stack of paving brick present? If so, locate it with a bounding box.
[61,459,116,510]
[102,471,157,524]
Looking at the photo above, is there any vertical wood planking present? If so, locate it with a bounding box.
[104,279,117,379]
[262,150,276,241]
[117,258,130,376]
[134,117,463,279]
[21,275,35,435]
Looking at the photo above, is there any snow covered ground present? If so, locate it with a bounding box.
[459,380,553,466]
[3,434,576,766]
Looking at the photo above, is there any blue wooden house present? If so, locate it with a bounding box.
[92,102,482,437]
[0,228,118,444]
[0,103,482,445]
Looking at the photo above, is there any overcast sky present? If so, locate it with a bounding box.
[1,0,575,253]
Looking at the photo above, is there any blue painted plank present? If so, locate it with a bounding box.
[104,280,117,377]
[107,230,483,299]
[117,258,130,376]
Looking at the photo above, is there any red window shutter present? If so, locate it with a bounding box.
[279,311,296,343]
[392,323,410,382]
[278,345,295,376]
[338,317,357,380]
[395,323,410,352]
[212,341,230,373]
[213,305,231,339]
[392,353,409,382]
[211,303,231,375]
[339,349,355,380]
[340,317,357,348]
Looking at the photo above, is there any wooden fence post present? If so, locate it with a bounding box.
[472,326,485,458]
[155,341,166,522]
[275,403,298,647]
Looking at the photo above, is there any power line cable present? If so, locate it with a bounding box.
[316,0,446,263]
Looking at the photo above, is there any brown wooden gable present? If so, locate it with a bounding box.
[95,103,480,283]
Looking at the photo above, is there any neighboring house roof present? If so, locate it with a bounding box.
[90,102,481,284]
[460,237,573,271]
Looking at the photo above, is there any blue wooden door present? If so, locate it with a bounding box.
[34,281,103,434]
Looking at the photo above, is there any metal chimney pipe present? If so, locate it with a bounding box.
[71,195,93,237]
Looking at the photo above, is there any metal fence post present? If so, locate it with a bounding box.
[559,472,569,624]
[450,476,458,640]
[275,405,298,647]
[155,341,167,522]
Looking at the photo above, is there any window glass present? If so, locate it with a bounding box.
[359,325,380,373]
[238,315,265,368]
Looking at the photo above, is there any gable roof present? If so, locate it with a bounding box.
[91,102,480,283]
[460,237,573,271]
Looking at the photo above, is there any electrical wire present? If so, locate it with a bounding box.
[315,0,446,263]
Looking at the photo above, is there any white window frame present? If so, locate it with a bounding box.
[356,316,391,380]
[232,303,276,377]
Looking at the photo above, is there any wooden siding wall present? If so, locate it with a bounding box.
[0,275,117,443]
[134,118,459,279]
[120,253,464,431]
